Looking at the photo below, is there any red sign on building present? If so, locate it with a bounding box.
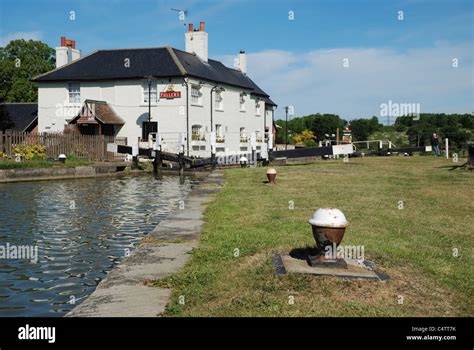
[160,91,181,99]
[160,84,181,99]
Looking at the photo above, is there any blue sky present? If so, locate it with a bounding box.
[1,0,473,120]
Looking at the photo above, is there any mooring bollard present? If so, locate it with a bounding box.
[266,168,277,184]
[58,154,66,164]
[239,156,248,168]
[308,208,349,258]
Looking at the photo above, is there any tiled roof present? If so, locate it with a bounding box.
[0,103,38,132]
[69,100,125,125]
[33,47,273,100]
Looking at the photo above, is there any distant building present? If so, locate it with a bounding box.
[0,103,38,133]
[33,23,277,156]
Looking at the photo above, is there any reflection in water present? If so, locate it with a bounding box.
[0,174,195,316]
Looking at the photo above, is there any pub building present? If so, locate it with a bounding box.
[33,22,277,157]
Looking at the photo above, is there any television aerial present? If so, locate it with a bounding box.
[170,8,189,26]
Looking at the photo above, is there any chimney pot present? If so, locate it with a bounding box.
[56,36,80,68]
[184,21,208,62]
[188,23,193,32]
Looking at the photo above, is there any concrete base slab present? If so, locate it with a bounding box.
[278,254,389,281]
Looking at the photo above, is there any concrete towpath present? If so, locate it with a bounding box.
[66,171,223,317]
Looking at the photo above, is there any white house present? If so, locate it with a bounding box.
[33,23,277,157]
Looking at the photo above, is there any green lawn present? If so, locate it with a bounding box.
[156,156,473,316]
[0,157,93,169]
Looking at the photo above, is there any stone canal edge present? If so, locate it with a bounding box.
[66,170,224,317]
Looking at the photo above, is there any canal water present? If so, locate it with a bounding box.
[0,174,195,316]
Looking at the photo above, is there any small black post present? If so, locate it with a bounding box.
[285,106,289,151]
[132,156,139,169]
[153,152,159,175]
[211,152,216,170]
[178,151,185,176]
[153,149,163,175]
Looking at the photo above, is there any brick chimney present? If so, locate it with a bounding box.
[56,36,81,68]
[185,22,208,62]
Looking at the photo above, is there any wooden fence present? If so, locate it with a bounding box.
[0,131,127,161]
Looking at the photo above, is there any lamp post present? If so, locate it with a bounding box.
[146,75,153,141]
[284,106,289,150]
[147,75,152,124]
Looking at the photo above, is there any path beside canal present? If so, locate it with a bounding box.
[65,171,223,317]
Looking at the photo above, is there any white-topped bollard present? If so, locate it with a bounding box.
[58,154,67,164]
[239,156,248,168]
[308,208,349,255]
[266,168,277,184]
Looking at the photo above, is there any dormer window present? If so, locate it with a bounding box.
[68,83,80,104]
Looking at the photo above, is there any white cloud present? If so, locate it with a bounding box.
[219,42,473,121]
[0,31,42,47]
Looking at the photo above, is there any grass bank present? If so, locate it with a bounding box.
[0,157,93,169]
[156,156,473,316]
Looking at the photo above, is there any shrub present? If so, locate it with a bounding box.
[12,144,46,160]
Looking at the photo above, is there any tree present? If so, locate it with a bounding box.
[402,114,473,150]
[0,39,55,102]
[293,129,316,146]
[275,113,347,144]
[349,116,382,141]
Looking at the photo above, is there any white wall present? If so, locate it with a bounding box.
[37,77,274,157]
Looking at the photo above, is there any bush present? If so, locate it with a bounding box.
[12,144,46,160]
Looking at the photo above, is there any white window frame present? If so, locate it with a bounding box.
[240,93,246,112]
[215,124,225,143]
[143,81,158,104]
[191,124,204,141]
[191,85,202,106]
[240,127,247,142]
[68,82,81,104]
[215,91,224,111]
[215,124,222,137]
[255,100,261,116]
